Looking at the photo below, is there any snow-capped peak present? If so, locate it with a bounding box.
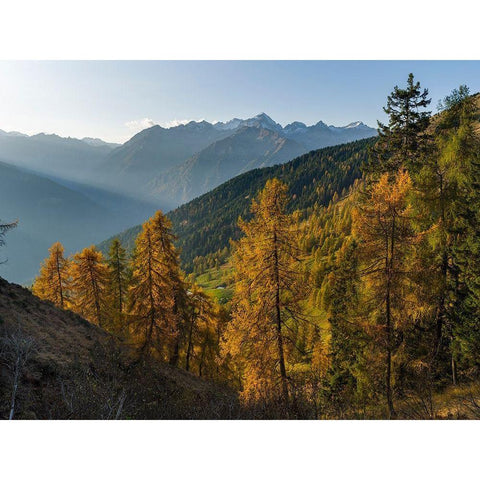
[241,113,283,132]
[343,121,365,129]
[284,121,308,133]
[214,118,243,131]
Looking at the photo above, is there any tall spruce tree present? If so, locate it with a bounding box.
[322,239,364,417]
[371,73,431,175]
[106,238,130,333]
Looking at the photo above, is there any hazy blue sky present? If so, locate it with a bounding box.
[0,61,479,143]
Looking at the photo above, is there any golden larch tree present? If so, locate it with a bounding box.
[128,211,181,360]
[70,246,109,327]
[352,170,418,418]
[223,178,308,411]
[33,242,70,309]
[183,283,223,377]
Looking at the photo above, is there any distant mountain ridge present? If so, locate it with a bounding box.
[0,114,376,203]
[0,159,159,285]
[212,113,375,139]
[0,130,118,183]
[147,126,307,204]
[98,122,234,188]
[97,113,376,206]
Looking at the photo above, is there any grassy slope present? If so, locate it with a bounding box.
[194,264,234,304]
[0,276,237,419]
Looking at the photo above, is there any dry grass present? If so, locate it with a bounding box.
[0,276,108,368]
[0,276,237,419]
[432,384,480,420]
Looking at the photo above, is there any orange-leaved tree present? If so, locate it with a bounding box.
[352,170,418,419]
[223,178,308,411]
[128,211,181,360]
[33,242,70,309]
[183,283,224,378]
[70,246,109,327]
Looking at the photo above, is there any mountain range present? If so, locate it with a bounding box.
[0,113,376,207]
[97,113,376,206]
[0,113,376,284]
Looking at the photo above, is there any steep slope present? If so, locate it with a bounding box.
[148,126,308,205]
[0,277,237,419]
[100,138,375,270]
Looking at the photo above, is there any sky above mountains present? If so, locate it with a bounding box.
[0,61,479,143]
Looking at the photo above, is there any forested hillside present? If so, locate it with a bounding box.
[101,137,375,271]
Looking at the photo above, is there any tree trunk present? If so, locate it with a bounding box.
[142,232,156,355]
[198,334,208,377]
[115,248,124,315]
[9,355,20,420]
[55,254,64,309]
[169,295,180,366]
[434,174,448,359]
[451,354,457,386]
[385,295,395,419]
[273,229,289,411]
[185,318,195,372]
[385,218,396,419]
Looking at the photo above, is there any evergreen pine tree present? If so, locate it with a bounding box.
[106,238,130,333]
[371,73,431,175]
